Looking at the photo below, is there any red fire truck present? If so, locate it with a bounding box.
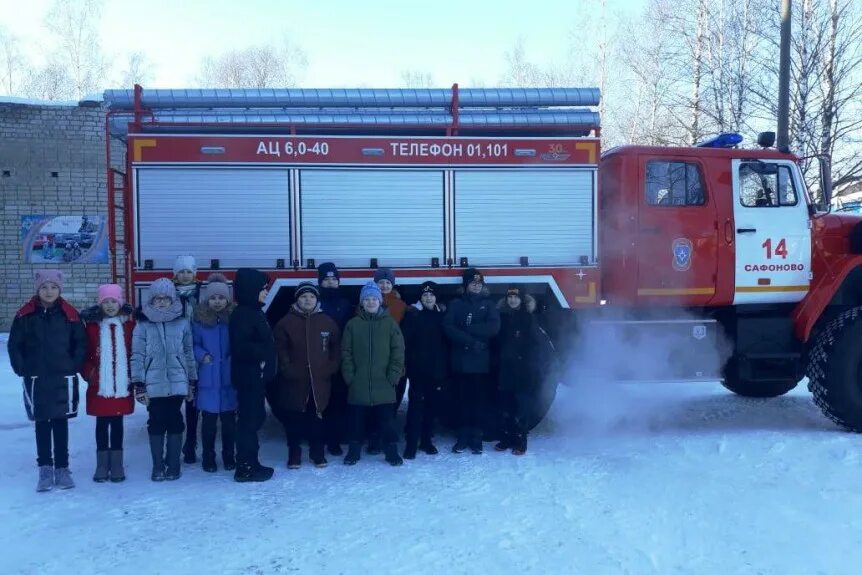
[103,84,862,431]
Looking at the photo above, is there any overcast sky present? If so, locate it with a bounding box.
[0,0,646,88]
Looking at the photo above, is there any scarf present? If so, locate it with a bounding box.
[98,317,130,398]
[142,298,183,323]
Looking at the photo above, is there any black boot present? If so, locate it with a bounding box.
[384,444,404,466]
[149,434,166,482]
[403,439,418,460]
[343,443,361,466]
[287,445,302,469]
[310,443,328,468]
[327,442,344,456]
[223,452,236,471]
[419,438,438,455]
[165,434,183,480]
[234,461,274,482]
[202,423,217,473]
[512,434,527,455]
[452,429,469,454]
[495,433,512,452]
[202,451,217,473]
[470,429,483,455]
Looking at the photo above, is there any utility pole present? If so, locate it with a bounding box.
[777,0,791,151]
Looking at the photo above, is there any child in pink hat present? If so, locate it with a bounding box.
[80,284,136,483]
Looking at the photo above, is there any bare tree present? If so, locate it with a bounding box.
[44,0,108,98]
[820,0,862,189]
[119,51,153,88]
[0,26,26,95]
[21,61,74,100]
[500,38,545,87]
[400,69,435,88]
[198,40,307,88]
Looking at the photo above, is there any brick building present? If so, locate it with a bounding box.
[0,101,123,331]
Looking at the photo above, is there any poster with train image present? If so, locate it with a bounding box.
[20,215,109,264]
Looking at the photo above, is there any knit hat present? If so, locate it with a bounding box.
[373,267,396,284]
[97,284,124,306]
[462,268,484,288]
[295,282,320,301]
[317,262,340,283]
[173,255,197,276]
[34,269,64,293]
[202,273,231,302]
[147,277,178,303]
[419,281,438,298]
[359,281,382,303]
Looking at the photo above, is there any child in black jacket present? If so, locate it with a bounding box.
[229,268,277,482]
[494,286,544,455]
[400,281,448,459]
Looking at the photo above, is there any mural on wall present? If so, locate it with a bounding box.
[21,215,109,264]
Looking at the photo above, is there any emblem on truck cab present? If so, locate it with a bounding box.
[672,238,693,271]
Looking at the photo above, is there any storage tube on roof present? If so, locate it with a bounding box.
[101,87,601,110]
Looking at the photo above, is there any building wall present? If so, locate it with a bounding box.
[0,102,125,330]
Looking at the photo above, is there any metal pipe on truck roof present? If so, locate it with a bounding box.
[102,87,601,110]
[777,0,791,152]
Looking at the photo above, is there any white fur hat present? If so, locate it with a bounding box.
[173,255,197,276]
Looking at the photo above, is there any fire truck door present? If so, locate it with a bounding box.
[637,158,718,303]
[732,159,811,304]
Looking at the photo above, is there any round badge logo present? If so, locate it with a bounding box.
[672,238,693,271]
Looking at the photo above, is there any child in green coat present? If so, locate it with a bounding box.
[341,282,405,467]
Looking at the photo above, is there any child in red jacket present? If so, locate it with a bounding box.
[80,284,136,483]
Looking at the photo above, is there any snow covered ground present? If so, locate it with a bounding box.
[2,332,861,575]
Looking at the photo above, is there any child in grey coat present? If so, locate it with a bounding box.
[131,278,198,481]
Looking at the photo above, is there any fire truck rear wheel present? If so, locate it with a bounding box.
[721,358,797,398]
[807,307,862,432]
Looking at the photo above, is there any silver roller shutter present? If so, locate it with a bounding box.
[136,167,290,269]
[454,169,595,266]
[300,169,444,267]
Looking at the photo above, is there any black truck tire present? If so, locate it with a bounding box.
[721,357,797,398]
[807,307,862,432]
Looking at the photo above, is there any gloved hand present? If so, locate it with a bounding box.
[134,383,149,406]
[186,381,197,402]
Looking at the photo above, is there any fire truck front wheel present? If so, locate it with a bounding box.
[721,357,797,398]
[807,307,862,432]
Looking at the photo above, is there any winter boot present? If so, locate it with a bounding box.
[419,439,439,455]
[310,444,328,468]
[223,450,236,471]
[384,444,404,466]
[54,467,75,489]
[109,450,126,482]
[234,462,274,483]
[343,443,361,466]
[512,434,527,456]
[253,460,275,480]
[202,451,217,473]
[93,450,110,483]
[287,445,302,469]
[452,429,469,454]
[366,433,382,455]
[470,429,483,455]
[165,434,183,480]
[495,434,513,452]
[149,434,166,481]
[403,439,418,460]
[327,442,344,456]
[222,420,236,471]
[37,465,54,492]
[202,422,217,473]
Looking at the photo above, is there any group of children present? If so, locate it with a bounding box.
[8,257,552,491]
